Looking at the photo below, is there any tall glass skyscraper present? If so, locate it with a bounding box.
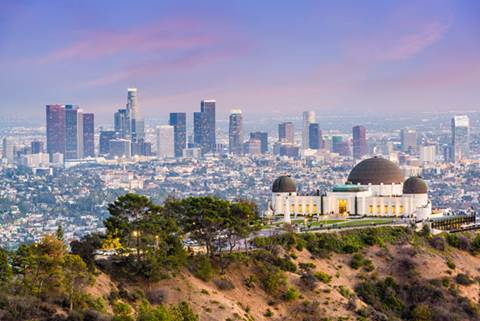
[65,105,83,160]
[451,115,470,161]
[169,112,187,157]
[46,104,66,157]
[352,125,367,159]
[308,123,322,149]
[194,100,216,154]
[83,113,95,157]
[302,111,316,149]
[229,109,243,155]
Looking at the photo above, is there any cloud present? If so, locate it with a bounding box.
[378,21,450,61]
[24,16,230,64]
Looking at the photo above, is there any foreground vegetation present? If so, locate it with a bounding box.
[2,193,480,320]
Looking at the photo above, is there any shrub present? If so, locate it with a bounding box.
[350,253,365,270]
[283,287,300,301]
[429,236,445,251]
[214,277,235,290]
[264,309,273,317]
[446,259,456,270]
[244,275,257,289]
[299,262,316,271]
[456,273,474,286]
[300,273,318,290]
[187,255,214,282]
[314,271,332,284]
[338,285,353,299]
[470,234,480,254]
[411,303,432,321]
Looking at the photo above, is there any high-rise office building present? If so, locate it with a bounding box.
[401,128,417,153]
[194,100,216,154]
[156,125,174,158]
[46,105,66,157]
[308,123,322,149]
[65,105,83,160]
[278,122,294,144]
[2,137,15,163]
[31,141,44,154]
[109,139,131,158]
[99,131,117,156]
[243,139,262,155]
[201,99,216,153]
[451,115,470,162]
[250,132,268,154]
[169,112,187,157]
[420,145,436,164]
[352,125,367,159]
[332,136,350,156]
[229,109,243,155]
[302,111,316,149]
[127,88,145,143]
[83,113,95,157]
[114,109,129,138]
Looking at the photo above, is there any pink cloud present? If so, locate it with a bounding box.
[27,17,227,64]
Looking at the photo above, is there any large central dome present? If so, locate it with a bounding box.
[347,157,404,185]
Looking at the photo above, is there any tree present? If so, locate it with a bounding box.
[56,224,64,241]
[63,254,92,312]
[70,233,104,271]
[0,248,12,284]
[225,200,261,253]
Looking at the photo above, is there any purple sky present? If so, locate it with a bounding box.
[0,0,479,121]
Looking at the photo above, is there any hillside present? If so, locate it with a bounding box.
[88,228,480,321]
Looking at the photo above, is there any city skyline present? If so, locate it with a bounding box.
[1,0,479,121]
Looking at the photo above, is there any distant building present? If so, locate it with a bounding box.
[193,100,216,154]
[156,125,174,159]
[401,128,417,153]
[99,131,117,156]
[278,122,294,144]
[169,112,187,157]
[332,136,350,156]
[250,132,268,154]
[83,113,95,157]
[20,153,49,168]
[279,144,299,158]
[109,139,131,159]
[182,147,202,159]
[64,105,83,160]
[352,125,367,159]
[420,145,436,164]
[127,88,145,143]
[114,109,129,138]
[302,111,316,149]
[308,123,322,149]
[243,139,261,155]
[2,137,15,163]
[451,115,470,162]
[46,104,66,157]
[229,109,243,155]
[31,141,44,154]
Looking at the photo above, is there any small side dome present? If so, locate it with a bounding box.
[272,176,296,193]
[403,176,428,194]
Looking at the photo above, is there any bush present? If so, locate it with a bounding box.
[429,236,445,251]
[214,277,235,290]
[350,253,364,270]
[338,285,353,299]
[314,271,332,284]
[456,273,474,286]
[411,303,432,321]
[283,287,300,301]
[470,234,480,254]
[298,262,316,271]
[187,255,214,281]
[300,273,318,290]
[446,259,456,270]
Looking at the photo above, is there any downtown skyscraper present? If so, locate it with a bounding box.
[229,109,243,155]
[194,100,216,154]
[451,115,470,162]
[352,125,367,160]
[169,112,186,157]
[278,122,294,144]
[308,123,322,149]
[302,111,316,149]
[65,105,83,160]
[46,105,66,157]
[83,113,95,157]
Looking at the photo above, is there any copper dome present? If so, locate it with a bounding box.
[347,157,404,185]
